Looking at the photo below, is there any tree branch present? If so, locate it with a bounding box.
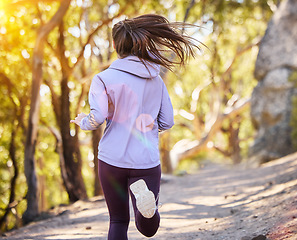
[173,98,250,162]
[44,79,61,126]
[72,3,131,69]
[221,40,261,80]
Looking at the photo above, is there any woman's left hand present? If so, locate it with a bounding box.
[70,112,87,126]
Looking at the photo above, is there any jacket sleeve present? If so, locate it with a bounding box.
[158,81,174,131]
[80,75,108,130]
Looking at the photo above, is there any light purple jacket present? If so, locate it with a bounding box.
[80,56,174,169]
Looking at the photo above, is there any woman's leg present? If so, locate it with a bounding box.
[99,160,130,240]
[129,165,161,237]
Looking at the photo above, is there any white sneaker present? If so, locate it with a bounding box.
[130,179,156,218]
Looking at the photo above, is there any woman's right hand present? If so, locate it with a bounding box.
[70,112,87,126]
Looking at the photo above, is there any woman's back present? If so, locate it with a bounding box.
[97,56,174,169]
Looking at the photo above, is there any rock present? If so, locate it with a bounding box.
[241,234,267,240]
[230,208,239,214]
[58,210,71,216]
[249,0,297,163]
[254,0,297,80]
[252,235,267,240]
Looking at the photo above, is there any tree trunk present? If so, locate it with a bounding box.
[23,38,42,224]
[23,0,71,224]
[160,131,173,174]
[58,21,87,202]
[93,127,103,196]
[60,74,87,202]
[0,127,19,230]
[37,157,47,211]
[229,119,241,164]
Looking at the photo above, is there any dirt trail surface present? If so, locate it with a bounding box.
[2,154,297,240]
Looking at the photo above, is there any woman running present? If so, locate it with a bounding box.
[71,14,200,239]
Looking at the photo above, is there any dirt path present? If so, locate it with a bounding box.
[2,154,297,240]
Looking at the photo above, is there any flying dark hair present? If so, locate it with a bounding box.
[112,14,201,71]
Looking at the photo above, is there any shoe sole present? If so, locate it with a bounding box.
[130,179,156,218]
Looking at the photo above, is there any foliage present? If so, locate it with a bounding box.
[167,0,277,165]
[0,0,280,231]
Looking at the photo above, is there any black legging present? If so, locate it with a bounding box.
[99,160,161,240]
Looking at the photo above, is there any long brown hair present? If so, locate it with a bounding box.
[112,14,201,71]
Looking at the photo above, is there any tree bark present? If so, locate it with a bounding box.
[23,0,71,224]
[160,131,173,174]
[229,119,241,164]
[92,127,103,196]
[58,21,87,202]
[37,157,47,211]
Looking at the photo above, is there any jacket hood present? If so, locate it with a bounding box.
[109,56,160,79]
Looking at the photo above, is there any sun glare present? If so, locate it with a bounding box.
[0,0,10,19]
[0,0,7,10]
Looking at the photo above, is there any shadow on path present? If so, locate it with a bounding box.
[2,153,297,240]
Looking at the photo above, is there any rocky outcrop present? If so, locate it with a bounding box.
[249,0,297,163]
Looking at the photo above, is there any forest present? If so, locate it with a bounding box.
[0,0,282,233]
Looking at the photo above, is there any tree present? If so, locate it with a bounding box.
[168,0,278,167]
[0,73,25,231]
[23,0,71,224]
